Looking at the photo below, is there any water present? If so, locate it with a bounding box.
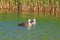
[0,21,60,40]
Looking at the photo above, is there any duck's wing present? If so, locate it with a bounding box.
[18,23,25,26]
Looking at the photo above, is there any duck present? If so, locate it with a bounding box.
[18,19,36,29]
[18,19,33,30]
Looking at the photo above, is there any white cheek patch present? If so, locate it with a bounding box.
[32,19,36,25]
[27,19,36,30]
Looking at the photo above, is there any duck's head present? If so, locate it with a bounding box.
[28,19,36,24]
[31,19,36,25]
[26,19,36,30]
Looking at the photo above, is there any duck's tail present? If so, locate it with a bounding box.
[18,24,21,26]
